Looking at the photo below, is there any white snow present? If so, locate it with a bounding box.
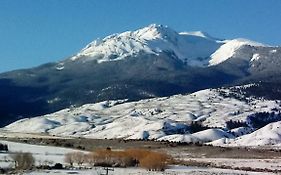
[4,87,280,144]
[209,39,266,66]
[67,24,274,68]
[214,121,281,147]
[230,127,253,137]
[70,24,222,67]
[251,53,261,61]
[158,129,234,143]
[184,158,281,172]
[180,31,214,39]
[0,140,85,168]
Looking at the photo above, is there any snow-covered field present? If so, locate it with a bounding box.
[1,139,280,174]
[3,87,281,147]
[0,140,84,169]
[186,158,281,171]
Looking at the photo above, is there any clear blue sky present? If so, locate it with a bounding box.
[1,0,281,72]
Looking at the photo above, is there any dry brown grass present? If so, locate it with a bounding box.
[92,148,172,170]
[138,151,171,171]
[65,148,172,170]
[92,148,136,167]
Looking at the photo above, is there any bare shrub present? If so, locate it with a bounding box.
[10,152,35,170]
[65,152,87,167]
[73,152,85,166]
[64,152,75,167]
[84,153,96,166]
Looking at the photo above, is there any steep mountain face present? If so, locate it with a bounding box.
[0,24,281,126]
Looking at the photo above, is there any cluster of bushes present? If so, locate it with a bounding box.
[246,112,281,129]
[64,148,172,171]
[215,88,248,102]
[0,143,8,152]
[8,152,64,172]
[189,121,210,133]
[225,111,281,131]
[226,120,248,130]
[64,151,86,167]
[239,82,281,100]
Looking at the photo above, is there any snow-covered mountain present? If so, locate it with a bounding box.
[4,85,281,146]
[0,24,281,128]
[70,24,223,67]
[68,24,276,68]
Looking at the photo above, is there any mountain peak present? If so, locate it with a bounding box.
[134,24,178,40]
[70,24,222,66]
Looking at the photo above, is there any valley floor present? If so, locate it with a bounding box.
[1,135,281,175]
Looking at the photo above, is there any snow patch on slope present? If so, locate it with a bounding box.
[251,53,260,62]
[209,39,266,66]
[159,129,234,143]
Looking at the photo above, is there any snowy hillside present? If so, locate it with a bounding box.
[4,86,281,145]
[211,121,281,147]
